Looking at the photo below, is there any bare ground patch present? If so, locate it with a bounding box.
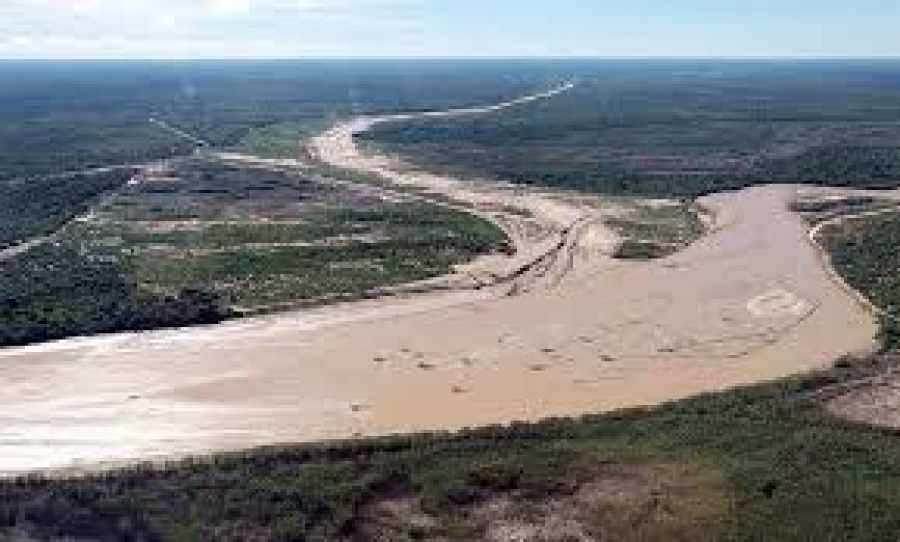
[353,462,728,541]
[822,354,900,429]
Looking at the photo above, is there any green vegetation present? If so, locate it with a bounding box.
[0,168,133,249]
[613,240,676,260]
[238,120,331,158]
[605,200,706,259]
[363,61,900,197]
[791,196,882,218]
[767,146,900,187]
[0,243,230,347]
[0,60,546,182]
[0,158,506,346]
[126,203,506,309]
[821,210,900,350]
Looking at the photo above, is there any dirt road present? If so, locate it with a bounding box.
[804,190,900,319]
[0,87,881,475]
[149,118,210,147]
[309,81,617,295]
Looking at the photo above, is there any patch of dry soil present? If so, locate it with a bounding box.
[354,462,727,541]
[825,368,900,429]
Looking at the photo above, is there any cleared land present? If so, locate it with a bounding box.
[0,156,507,347]
[0,61,565,347]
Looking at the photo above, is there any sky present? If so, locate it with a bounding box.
[1,0,899,59]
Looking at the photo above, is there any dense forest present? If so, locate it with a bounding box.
[362,61,900,197]
[0,243,230,347]
[824,211,900,349]
[0,168,134,249]
[7,60,900,198]
[0,60,552,182]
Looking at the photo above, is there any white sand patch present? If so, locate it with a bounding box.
[747,289,814,318]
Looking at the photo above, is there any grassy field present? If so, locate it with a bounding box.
[0,158,507,347]
[362,61,900,197]
[4,210,900,541]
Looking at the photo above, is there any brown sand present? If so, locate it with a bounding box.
[0,86,881,475]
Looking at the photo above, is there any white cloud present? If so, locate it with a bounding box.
[206,0,251,17]
[0,0,425,58]
[72,0,102,13]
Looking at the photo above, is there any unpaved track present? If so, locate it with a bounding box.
[149,118,210,147]
[804,188,900,319]
[0,86,881,475]
[310,81,598,295]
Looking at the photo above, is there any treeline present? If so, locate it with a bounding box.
[362,65,900,199]
[0,244,230,347]
[365,122,900,198]
[0,60,548,183]
[366,143,900,200]
[763,146,900,188]
[0,168,134,250]
[825,211,900,350]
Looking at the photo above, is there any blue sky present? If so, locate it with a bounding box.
[1,0,898,59]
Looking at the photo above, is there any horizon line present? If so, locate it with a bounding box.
[2,55,900,63]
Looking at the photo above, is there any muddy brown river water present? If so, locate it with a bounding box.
[0,183,878,475]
